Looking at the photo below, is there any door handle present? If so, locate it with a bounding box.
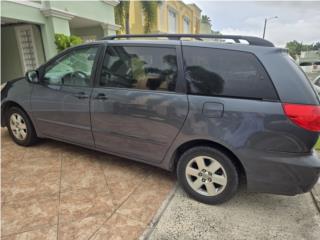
[73,92,89,99]
[94,93,108,100]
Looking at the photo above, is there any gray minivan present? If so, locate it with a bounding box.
[2,34,320,204]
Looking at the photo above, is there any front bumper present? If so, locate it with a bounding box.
[1,104,6,127]
[240,149,320,195]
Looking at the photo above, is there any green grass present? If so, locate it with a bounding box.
[315,138,320,150]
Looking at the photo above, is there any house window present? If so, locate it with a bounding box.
[141,11,145,27]
[183,16,190,33]
[168,9,177,33]
[158,3,164,31]
[15,25,39,73]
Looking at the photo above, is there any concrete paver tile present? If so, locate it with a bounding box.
[2,225,57,240]
[59,187,114,224]
[1,196,59,236]
[90,213,145,240]
[58,214,106,240]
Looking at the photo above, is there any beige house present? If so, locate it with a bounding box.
[123,0,201,34]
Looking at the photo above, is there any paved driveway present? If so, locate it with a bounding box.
[1,129,174,239]
[146,187,320,240]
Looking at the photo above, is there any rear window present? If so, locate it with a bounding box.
[182,46,278,100]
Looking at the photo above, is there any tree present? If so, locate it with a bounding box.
[141,1,160,33]
[201,15,212,26]
[115,1,130,34]
[286,41,320,59]
[286,40,303,59]
[54,34,83,52]
[312,42,320,50]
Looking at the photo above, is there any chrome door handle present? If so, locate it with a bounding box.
[73,92,89,99]
[94,93,108,100]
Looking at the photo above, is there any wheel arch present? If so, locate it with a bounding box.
[172,139,246,183]
[1,101,36,133]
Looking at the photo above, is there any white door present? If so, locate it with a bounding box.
[15,25,39,73]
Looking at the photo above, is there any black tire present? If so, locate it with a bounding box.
[177,146,239,205]
[6,106,38,146]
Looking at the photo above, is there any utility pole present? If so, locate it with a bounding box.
[262,16,278,39]
[262,19,267,39]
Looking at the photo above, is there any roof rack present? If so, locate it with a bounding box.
[103,34,274,47]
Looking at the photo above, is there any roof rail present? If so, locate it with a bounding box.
[103,34,274,47]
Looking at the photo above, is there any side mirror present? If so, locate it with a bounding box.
[26,70,39,83]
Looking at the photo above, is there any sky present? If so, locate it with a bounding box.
[184,1,320,47]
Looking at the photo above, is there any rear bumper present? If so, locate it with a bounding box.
[240,149,320,195]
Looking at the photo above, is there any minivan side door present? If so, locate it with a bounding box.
[31,45,101,146]
[91,43,188,163]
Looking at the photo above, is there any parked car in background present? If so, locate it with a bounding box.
[313,75,320,87]
[311,75,320,95]
[2,34,320,205]
[297,50,320,80]
[312,83,320,95]
[299,61,320,73]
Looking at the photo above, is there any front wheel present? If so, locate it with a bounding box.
[6,106,38,146]
[177,146,239,205]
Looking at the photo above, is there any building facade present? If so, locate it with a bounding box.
[1,0,120,83]
[124,0,201,34]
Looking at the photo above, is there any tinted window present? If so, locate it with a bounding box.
[43,46,98,86]
[100,46,177,92]
[183,46,278,100]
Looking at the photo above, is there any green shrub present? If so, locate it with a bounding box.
[54,34,83,52]
[315,138,320,150]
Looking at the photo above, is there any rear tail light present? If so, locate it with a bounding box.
[283,103,320,132]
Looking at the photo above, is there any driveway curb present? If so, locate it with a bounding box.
[139,183,178,240]
[311,183,320,213]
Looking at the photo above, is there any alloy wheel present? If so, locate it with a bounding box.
[185,156,227,196]
[9,113,27,141]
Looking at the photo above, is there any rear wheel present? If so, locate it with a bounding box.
[6,106,38,146]
[177,146,239,205]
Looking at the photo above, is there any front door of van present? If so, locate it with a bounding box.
[91,44,188,163]
[31,45,100,146]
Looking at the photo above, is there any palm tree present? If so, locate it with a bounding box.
[201,15,212,26]
[115,1,130,34]
[141,1,160,33]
